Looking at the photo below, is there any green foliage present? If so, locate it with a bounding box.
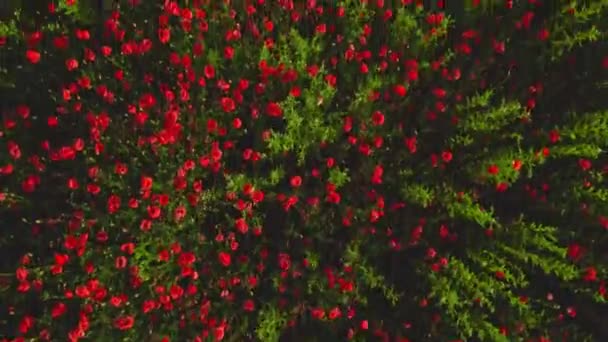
[550,0,608,59]
[390,8,423,45]
[456,100,525,134]
[560,110,608,146]
[401,184,435,208]
[1,0,608,341]
[443,191,498,228]
[499,220,579,281]
[429,259,510,342]
[328,167,350,189]
[343,239,401,307]
[549,144,603,159]
[255,306,288,342]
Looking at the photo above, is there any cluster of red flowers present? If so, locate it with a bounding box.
[1,0,608,341]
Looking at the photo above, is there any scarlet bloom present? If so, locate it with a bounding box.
[371,165,383,184]
[204,64,215,78]
[214,327,225,341]
[537,28,550,41]
[496,182,509,192]
[115,256,127,269]
[441,151,452,163]
[26,50,41,64]
[567,243,584,261]
[371,111,385,126]
[16,104,30,118]
[51,302,67,318]
[266,102,283,117]
[220,97,236,112]
[290,176,302,188]
[512,159,522,171]
[578,159,592,171]
[404,136,417,153]
[325,74,337,87]
[65,58,79,71]
[235,218,248,234]
[328,307,341,320]
[316,23,327,34]
[218,251,231,267]
[232,117,242,129]
[75,29,90,40]
[53,35,69,49]
[18,316,34,334]
[114,316,134,330]
[22,175,39,193]
[224,46,234,59]
[548,129,560,143]
[115,163,128,175]
[393,84,407,97]
[252,190,264,203]
[158,28,171,44]
[147,205,161,219]
[326,191,341,204]
[16,267,28,282]
[174,206,186,221]
[7,141,21,159]
[278,253,291,270]
[141,176,153,190]
[243,299,255,312]
[86,183,101,196]
[311,308,325,319]
[107,194,121,214]
[488,164,499,175]
[101,45,112,56]
[583,267,597,282]
[432,87,447,98]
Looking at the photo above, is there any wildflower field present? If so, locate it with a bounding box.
[1,0,608,341]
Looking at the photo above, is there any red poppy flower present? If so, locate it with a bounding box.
[220,97,236,112]
[107,195,121,214]
[496,182,509,192]
[266,102,283,117]
[158,28,171,44]
[75,29,90,40]
[66,58,79,71]
[371,111,385,126]
[393,84,407,97]
[51,302,67,318]
[141,176,153,190]
[218,251,232,267]
[290,176,302,188]
[204,64,215,79]
[53,36,69,49]
[243,299,255,312]
[114,316,134,330]
[578,159,592,171]
[26,50,41,64]
[115,256,127,269]
[174,206,186,221]
[147,206,161,219]
[101,45,112,56]
[511,159,522,171]
[441,151,452,163]
[567,243,584,261]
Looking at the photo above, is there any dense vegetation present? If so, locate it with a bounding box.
[1,0,608,341]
